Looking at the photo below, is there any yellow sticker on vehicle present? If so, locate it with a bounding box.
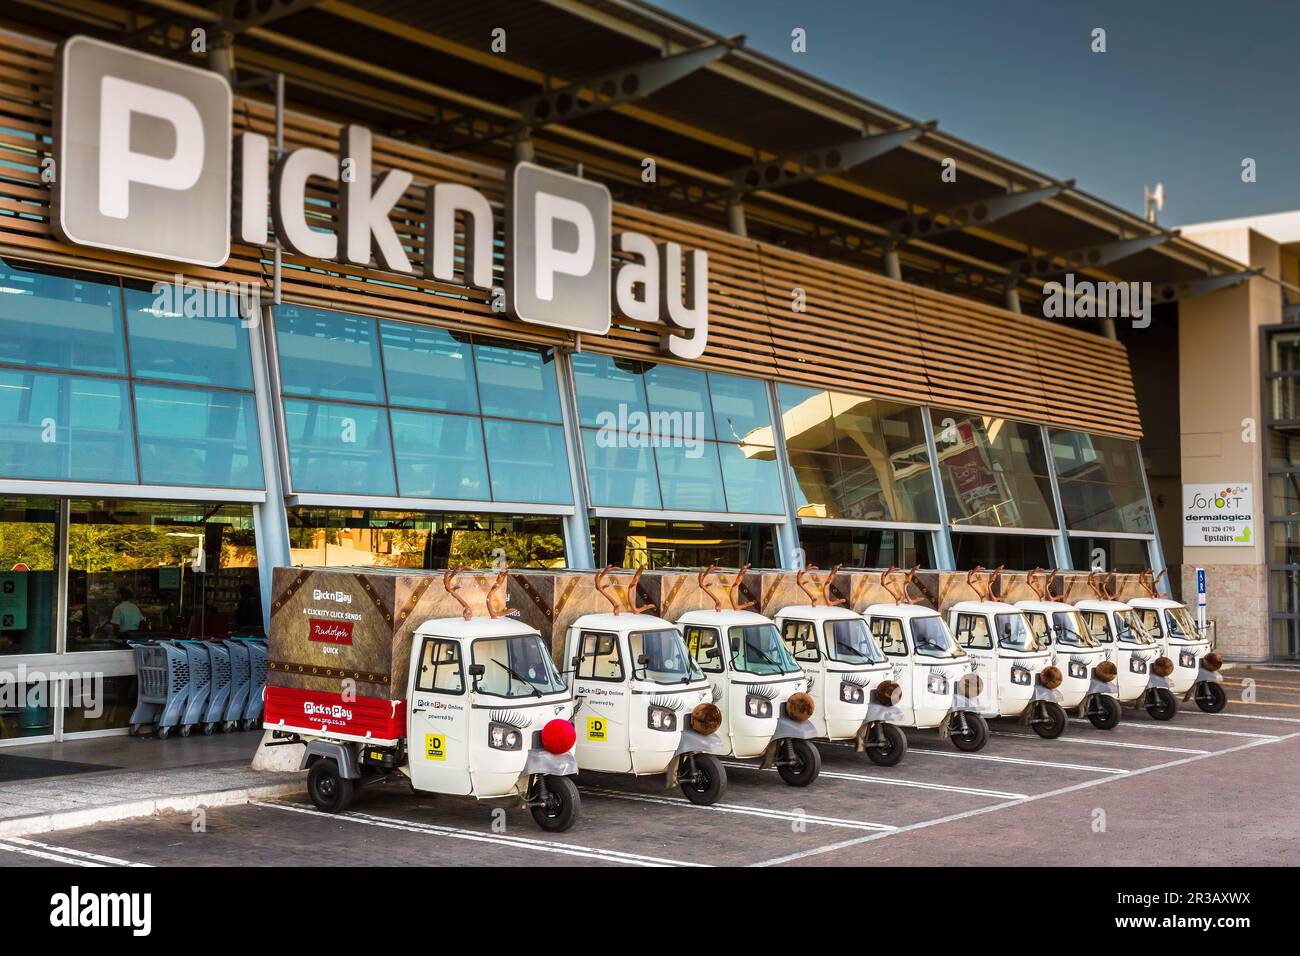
[424,733,447,761]
[586,716,606,742]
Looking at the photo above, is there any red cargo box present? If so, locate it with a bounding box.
[264,685,406,745]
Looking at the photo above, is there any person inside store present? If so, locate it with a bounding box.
[109,587,147,636]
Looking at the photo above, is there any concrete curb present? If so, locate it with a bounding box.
[0,779,304,839]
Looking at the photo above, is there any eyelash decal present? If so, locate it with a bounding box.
[746,683,779,700]
[488,709,529,730]
[650,695,684,712]
[840,672,870,686]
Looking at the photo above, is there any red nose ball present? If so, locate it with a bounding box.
[541,719,576,755]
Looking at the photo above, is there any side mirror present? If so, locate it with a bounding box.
[637,654,649,666]
[570,656,580,669]
[468,663,486,677]
[706,647,720,660]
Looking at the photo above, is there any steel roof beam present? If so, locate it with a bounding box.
[1007,230,1180,280]
[884,180,1073,248]
[120,0,324,56]
[1149,268,1264,305]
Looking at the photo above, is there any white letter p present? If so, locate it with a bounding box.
[534,192,594,301]
[98,76,204,219]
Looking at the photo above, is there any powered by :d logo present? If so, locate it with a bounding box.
[52,35,231,267]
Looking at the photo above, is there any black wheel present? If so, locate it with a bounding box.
[678,752,727,805]
[128,723,143,737]
[1196,681,1228,713]
[179,724,192,738]
[307,759,355,813]
[223,720,238,733]
[157,725,172,740]
[776,738,821,787]
[243,718,259,732]
[950,712,989,752]
[1087,694,1121,730]
[530,775,580,832]
[1031,700,1068,739]
[202,722,216,736]
[866,722,908,767]
[1146,687,1178,721]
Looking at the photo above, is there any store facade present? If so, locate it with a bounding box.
[0,28,1165,742]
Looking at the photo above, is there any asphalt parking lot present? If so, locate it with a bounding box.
[4,666,1298,868]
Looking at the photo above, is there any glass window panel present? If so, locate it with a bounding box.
[1269,521,1300,564]
[0,496,58,657]
[1055,480,1152,533]
[581,429,660,509]
[0,675,52,738]
[482,420,572,504]
[932,410,1056,529]
[474,342,562,423]
[390,408,488,500]
[952,532,1055,571]
[787,450,841,519]
[1270,474,1300,519]
[1049,429,1151,533]
[831,394,929,459]
[594,518,777,569]
[123,287,253,388]
[1271,377,1300,422]
[1268,429,1300,469]
[1049,429,1144,484]
[283,399,395,496]
[645,364,714,440]
[1068,536,1151,574]
[0,262,126,374]
[275,305,384,402]
[379,321,478,414]
[797,525,932,569]
[66,499,261,651]
[62,675,137,732]
[570,352,647,427]
[1270,331,1300,373]
[710,372,773,446]
[134,384,263,489]
[0,370,136,483]
[718,443,784,515]
[1270,618,1300,662]
[655,443,725,512]
[778,383,836,454]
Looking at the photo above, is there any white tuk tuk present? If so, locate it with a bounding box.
[1128,569,1226,713]
[772,565,908,767]
[1015,568,1120,730]
[947,567,1065,738]
[863,566,990,752]
[294,569,582,831]
[562,567,728,804]
[1075,572,1178,720]
[677,566,823,787]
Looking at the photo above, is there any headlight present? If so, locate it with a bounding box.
[1010,667,1031,686]
[839,682,865,704]
[926,673,949,695]
[1179,650,1196,669]
[745,695,773,718]
[1129,657,1147,674]
[647,705,677,732]
[488,720,523,751]
[1067,659,1087,679]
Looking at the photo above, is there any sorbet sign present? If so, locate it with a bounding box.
[1183,483,1254,547]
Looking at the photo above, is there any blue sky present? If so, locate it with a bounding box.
[653,0,1290,226]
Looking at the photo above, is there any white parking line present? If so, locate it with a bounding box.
[580,786,894,830]
[1202,711,1300,724]
[0,841,104,866]
[253,800,706,867]
[904,746,1129,774]
[752,729,1300,867]
[1,836,150,867]
[994,731,1208,755]
[1086,721,1276,740]
[721,759,1031,798]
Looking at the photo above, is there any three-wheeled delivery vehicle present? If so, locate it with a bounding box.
[675,566,823,787]
[1075,572,1178,721]
[562,566,729,804]
[863,567,990,752]
[947,567,1065,738]
[1128,569,1226,713]
[271,568,582,831]
[772,565,908,767]
[1014,568,1120,730]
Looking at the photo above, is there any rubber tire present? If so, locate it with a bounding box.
[243,718,259,732]
[179,724,192,738]
[1196,681,1228,714]
[530,775,580,832]
[307,759,355,813]
[776,738,822,787]
[866,722,908,767]
[128,723,142,737]
[202,722,216,736]
[156,725,172,740]
[679,752,727,805]
[1031,700,1068,739]
[223,720,238,733]
[1088,695,1122,730]
[950,712,989,752]
[1146,687,1178,721]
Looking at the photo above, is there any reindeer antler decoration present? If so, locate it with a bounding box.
[796,565,822,606]
[485,565,509,619]
[626,565,656,614]
[902,564,928,605]
[699,565,723,612]
[729,564,755,610]
[443,566,473,621]
[1027,567,1046,600]
[595,565,621,614]
[1086,570,1107,600]
[1045,568,1060,600]
[967,565,988,601]
[1139,568,1168,599]
[822,563,846,607]
[880,565,904,604]
[988,565,1004,601]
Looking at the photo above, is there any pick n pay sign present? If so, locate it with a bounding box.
[51,36,709,358]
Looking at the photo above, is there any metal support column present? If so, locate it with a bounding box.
[555,351,595,569]
[1135,440,1170,594]
[1040,425,1074,571]
[920,408,956,569]
[1005,285,1022,314]
[883,244,902,281]
[726,198,747,238]
[764,380,802,568]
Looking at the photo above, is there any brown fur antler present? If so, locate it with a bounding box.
[699,564,723,613]
[730,564,755,610]
[902,565,927,605]
[485,565,509,619]
[627,565,655,614]
[1027,567,1047,600]
[796,565,822,606]
[989,565,1004,601]
[880,565,903,604]
[1046,568,1060,600]
[967,565,988,601]
[823,564,845,606]
[443,566,473,621]
[1087,570,1107,600]
[595,565,621,614]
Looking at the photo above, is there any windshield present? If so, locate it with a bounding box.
[1166,607,1200,641]
[1025,612,1052,647]
[1113,609,1157,645]
[1135,608,1162,637]
[825,618,886,665]
[472,635,567,698]
[995,613,1039,652]
[1052,610,1099,647]
[629,629,702,684]
[911,616,964,659]
[728,623,801,675]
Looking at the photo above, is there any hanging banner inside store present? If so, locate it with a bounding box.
[51,35,709,358]
[1183,483,1254,547]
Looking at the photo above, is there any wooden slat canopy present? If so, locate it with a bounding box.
[0,32,1139,438]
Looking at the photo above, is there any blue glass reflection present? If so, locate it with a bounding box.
[134,384,263,488]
